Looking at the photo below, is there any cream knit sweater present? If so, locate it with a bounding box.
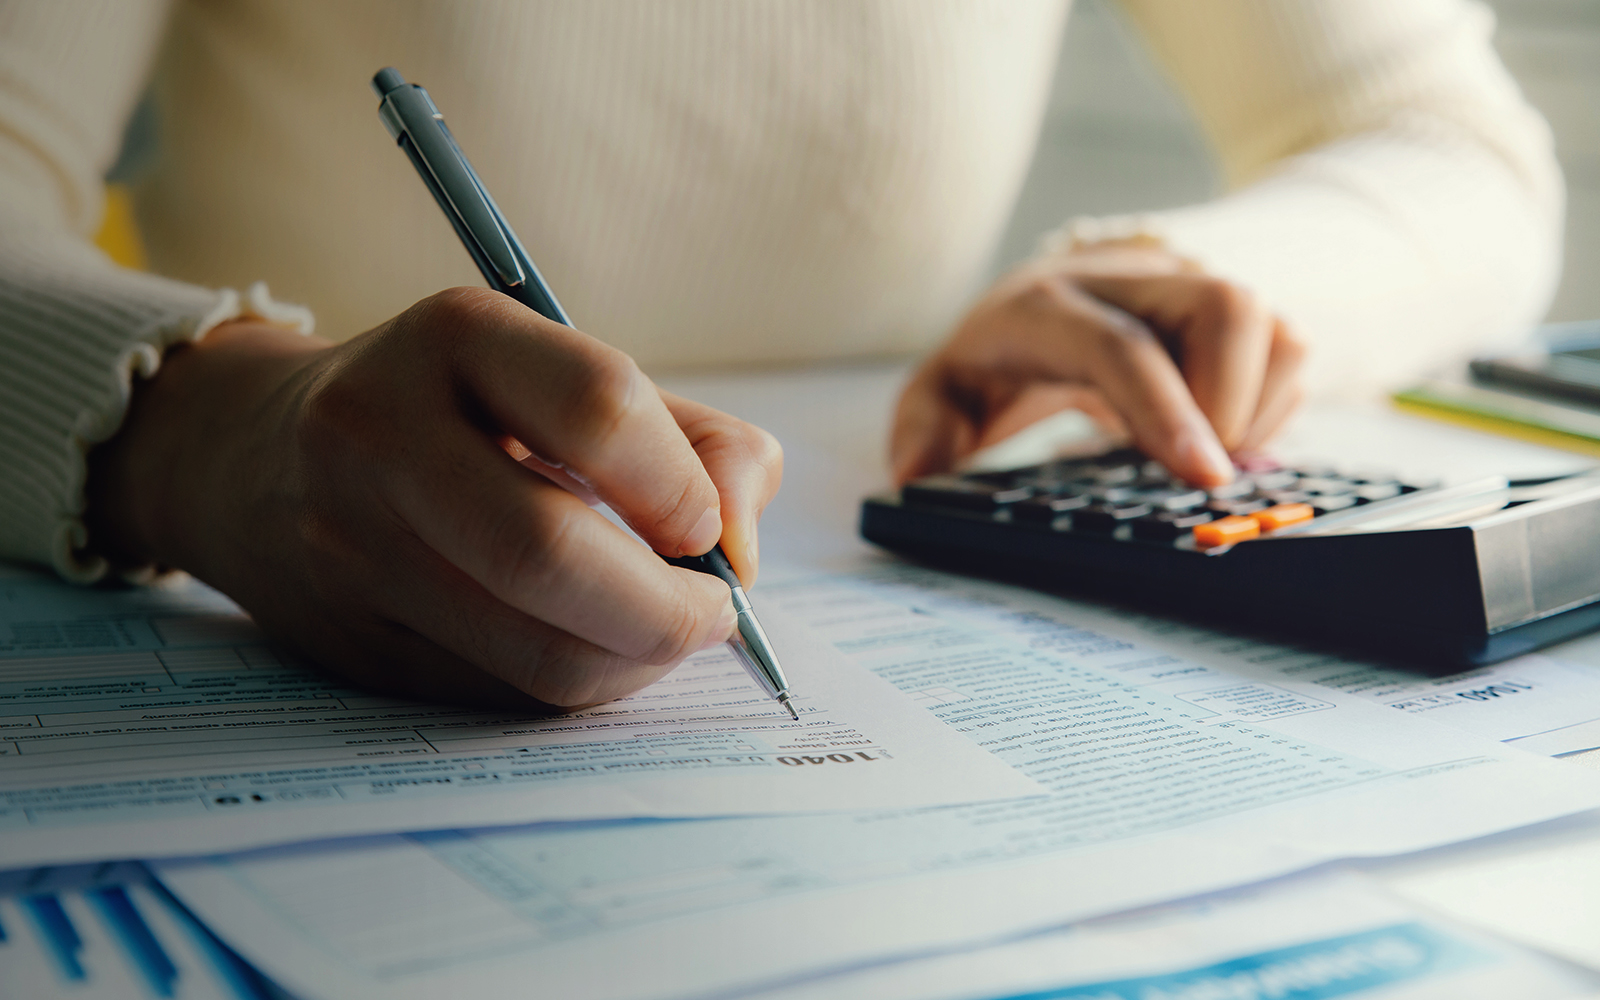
[0,0,1562,580]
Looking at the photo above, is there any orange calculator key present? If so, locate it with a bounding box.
[1252,503,1315,532]
[1192,515,1260,548]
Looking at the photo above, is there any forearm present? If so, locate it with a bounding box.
[1097,0,1562,397]
[1140,121,1560,396]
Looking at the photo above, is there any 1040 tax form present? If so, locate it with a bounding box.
[0,569,1039,865]
[156,567,1600,1000]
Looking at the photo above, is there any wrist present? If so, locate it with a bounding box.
[85,320,329,573]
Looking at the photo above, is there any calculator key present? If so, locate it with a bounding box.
[1261,489,1312,505]
[1073,503,1153,533]
[1353,482,1401,503]
[1090,464,1139,485]
[1131,510,1214,541]
[1292,463,1338,478]
[1086,485,1138,504]
[903,476,1032,512]
[1209,498,1270,517]
[1248,470,1299,491]
[1251,503,1314,531]
[1141,488,1209,511]
[982,486,1038,506]
[1013,493,1091,524]
[1310,494,1358,513]
[1398,478,1441,494]
[1345,469,1397,486]
[1208,480,1257,500]
[966,467,1032,486]
[1193,515,1260,548]
[1016,472,1072,492]
[1133,475,1179,491]
[1297,477,1355,496]
[1026,467,1099,491]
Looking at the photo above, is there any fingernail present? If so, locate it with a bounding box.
[680,506,722,556]
[697,599,738,652]
[1177,425,1234,484]
[736,535,759,589]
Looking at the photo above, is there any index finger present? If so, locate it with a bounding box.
[1075,274,1275,450]
[428,290,725,557]
[1058,289,1236,485]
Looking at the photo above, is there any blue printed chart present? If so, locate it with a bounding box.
[0,863,284,999]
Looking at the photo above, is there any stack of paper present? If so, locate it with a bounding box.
[6,563,1600,998]
[0,571,1034,863]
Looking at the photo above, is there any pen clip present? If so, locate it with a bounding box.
[374,74,527,290]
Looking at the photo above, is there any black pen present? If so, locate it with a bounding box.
[370,67,798,721]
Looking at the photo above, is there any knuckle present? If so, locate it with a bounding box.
[293,504,351,563]
[525,667,591,708]
[640,472,704,542]
[509,621,676,708]
[514,639,602,707]
[743,424,784,475]
[412,285,506,330]
[1088,311,1153,359]
[640,586,715,667]
[565,346,644,448]
[1277,322,1310,363]
[1016,275,1073,316]
[481,495,574,601]
[545,662,634,708]
[1198,279,1255,324]
[399,287,511,371]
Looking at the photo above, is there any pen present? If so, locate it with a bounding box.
[370,67,799,721]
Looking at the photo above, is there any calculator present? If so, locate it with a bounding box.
[860,449,1600,669]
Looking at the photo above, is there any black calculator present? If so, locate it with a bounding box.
[860,449,1600,669]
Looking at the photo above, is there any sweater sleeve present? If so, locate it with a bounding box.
[0,0,310,582]
[1054,0,1563,399]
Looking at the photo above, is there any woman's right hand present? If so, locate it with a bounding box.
[890,244,1305,486]
[87,287,783,708]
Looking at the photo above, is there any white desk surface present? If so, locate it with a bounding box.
[658,360,1600,972]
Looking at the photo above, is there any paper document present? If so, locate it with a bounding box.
[1372,810,1600,974]
[1011,589,1600,755]
[157,567,1600,1000]
[757,871,1598,1000]
[0,571,1038,865]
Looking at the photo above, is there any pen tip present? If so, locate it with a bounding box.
[780,695,799,721]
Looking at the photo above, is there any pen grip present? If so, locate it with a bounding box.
[662,546,742,590]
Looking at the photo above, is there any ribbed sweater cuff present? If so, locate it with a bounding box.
[0,237,312,582]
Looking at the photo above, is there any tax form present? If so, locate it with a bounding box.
[155,567,1600,1000]
[876,566,1600,752]
[0,570,1039,866]
[963,578,1600,756]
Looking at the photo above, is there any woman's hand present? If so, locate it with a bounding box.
[86,287,783,708]
[891,244,1305,486]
